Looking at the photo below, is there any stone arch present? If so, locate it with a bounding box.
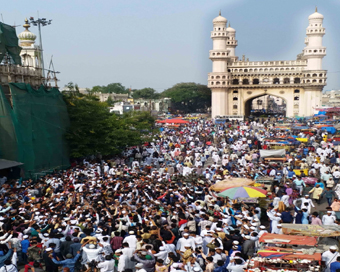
[243,92,288,117]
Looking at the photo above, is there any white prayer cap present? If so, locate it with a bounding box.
[57,228,62,232]
[70,220,77,225]
[216,228,222,231]
[250,227,256,230]
[44,233,49,237]
[260,225,266,229]
[243,225,249,230]
[172,263,179,268]
[46,247,53,252]
[23,235,29,239]
[183,233,190,236]
[330,246,337,250]
[115,249,122,253]
[232,241,239,245]
[89,244,96,249]
[159,246,165,251]
[276,213,281,216]
[277,224,282,227]
[327,211,332,213]
[193,268,201,272]
[129,231,134,235]
[244,235,250,239]
[253,218,259,222]
[232,245,238,249]
[136,263,144,268]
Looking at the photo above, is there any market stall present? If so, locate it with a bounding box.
[246,233,322,272]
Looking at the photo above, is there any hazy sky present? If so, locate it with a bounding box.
[4,0,340,91]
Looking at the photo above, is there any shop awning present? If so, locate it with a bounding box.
[259,233,317,246]
[0,159,23,170]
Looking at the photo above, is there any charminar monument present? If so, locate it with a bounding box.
[208,8,327,118]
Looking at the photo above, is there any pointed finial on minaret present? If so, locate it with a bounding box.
[228,22,230,27]
[23,18,30,31]
[219,10,221,16]
[315,6,318,12]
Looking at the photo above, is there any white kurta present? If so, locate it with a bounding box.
[322,250,339,272]
[123,235,137,250]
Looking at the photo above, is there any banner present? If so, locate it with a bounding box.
[259,149,286,158]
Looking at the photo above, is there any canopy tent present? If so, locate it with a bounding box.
[282,223,340,237]
[259,233,317,246]
[0,159,23,170]
[156,118,189,124]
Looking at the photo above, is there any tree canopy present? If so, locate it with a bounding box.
[63,90,154,158]
[132,88,160,100]
[160,82,211,113]
[91,83,129,94]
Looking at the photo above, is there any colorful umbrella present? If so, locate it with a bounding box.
[217,186,267,199]
[210,178,254,192]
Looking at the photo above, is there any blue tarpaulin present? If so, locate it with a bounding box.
[322,127,336,134]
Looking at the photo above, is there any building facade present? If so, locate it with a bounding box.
[208,9,327,118]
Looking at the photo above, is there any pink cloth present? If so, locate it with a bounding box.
[311,217,322,226]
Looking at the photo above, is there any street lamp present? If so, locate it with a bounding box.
[29,17,52,82]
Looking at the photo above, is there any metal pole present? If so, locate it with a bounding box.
[37,22,45,80]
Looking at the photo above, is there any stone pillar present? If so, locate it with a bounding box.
[211,88,227,118]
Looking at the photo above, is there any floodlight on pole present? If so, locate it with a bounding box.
[29,17,52,82]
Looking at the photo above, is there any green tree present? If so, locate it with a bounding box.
[90,83,129,94]
[105,83,128,94]
[90,85,105,93]
[132,88,160,99]
[63,92,154,157]
[161,82,211,113]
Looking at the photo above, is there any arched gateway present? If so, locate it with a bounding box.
[208,8,327,118]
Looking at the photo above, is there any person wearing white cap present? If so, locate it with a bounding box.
[322,211,336,225]
[270,212,282,234]
[258,226,268,238]
[115,249,126,272]
[242,235,255,260]
[82,242,104,269]
[176,233,195,253]
[294,195,314,213]
[272,224,283,235]
[97,255,116,272]
[322,246,339,272]
[135,262,147,272]
[153,246,168,261]
[122,231,137,250]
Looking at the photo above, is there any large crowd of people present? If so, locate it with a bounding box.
[0,118,339,272]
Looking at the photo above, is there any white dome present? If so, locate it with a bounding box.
[226,23,235,33]
[18,19,36,44]
[213,15,227,23]
[308,7,324,20]
[18,31,36,41]
[213,11,227,24]
[308,12,324,20]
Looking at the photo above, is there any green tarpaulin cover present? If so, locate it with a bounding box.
[0,83,70,176]
[0,22,22,65]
